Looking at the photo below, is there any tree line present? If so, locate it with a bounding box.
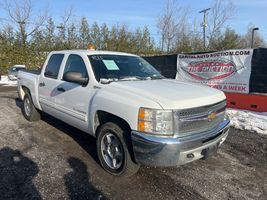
[0,17,158,72]
[0,0,266,73]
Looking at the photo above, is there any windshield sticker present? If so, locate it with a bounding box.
[91,55,103,60]
[102,60,120,70]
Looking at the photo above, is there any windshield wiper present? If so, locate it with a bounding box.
[118,75,164,81]
[100,76,145,84]
[100,78,118,84]
[117,76,147,81]
[146,75,165,80]
[100,75,164,84]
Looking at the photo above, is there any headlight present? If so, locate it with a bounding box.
[138,108,173,136]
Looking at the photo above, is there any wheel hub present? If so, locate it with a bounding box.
[100,133,123,170]
[24,97,31,116]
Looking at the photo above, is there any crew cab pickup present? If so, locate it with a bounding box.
[17,50,230,176]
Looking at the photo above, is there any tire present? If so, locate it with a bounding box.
[96,122,140,177]
[22,93,41,121]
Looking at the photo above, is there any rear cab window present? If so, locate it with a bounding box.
[44,54,64,79]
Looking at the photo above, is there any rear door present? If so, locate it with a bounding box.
[38,53,65,116]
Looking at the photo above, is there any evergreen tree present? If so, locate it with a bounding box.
[67,22,78,49]
[79,17,90,48]
[108,25,119,51]
[44,18,56,50]
[56,23,66,49]
[100,23,109,50]
[90,22,101,49]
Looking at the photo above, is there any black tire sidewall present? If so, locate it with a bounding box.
[22,93,40,121]
[22,94,33,120]
[97,123,129,176]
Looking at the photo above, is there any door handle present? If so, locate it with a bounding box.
[57,87,66,92]
[39,82,45,87]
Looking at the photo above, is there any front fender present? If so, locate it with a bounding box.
[89,88,162,135]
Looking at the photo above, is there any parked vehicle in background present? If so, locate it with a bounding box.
[8,65,26,80]
[17,49,230,177]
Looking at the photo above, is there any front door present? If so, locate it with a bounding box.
[53,54,95,132]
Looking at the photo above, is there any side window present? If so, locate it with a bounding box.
[44,54,64,79]
[63,54,89,78]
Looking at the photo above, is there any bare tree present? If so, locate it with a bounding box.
[0,0,47,46]
[157,0,179,53]
[207,0,235,49]
[173,10,192,53]
[239,25,266,48]
[157,0,190,53]
[55,7,73,48]
[57,7,73,29]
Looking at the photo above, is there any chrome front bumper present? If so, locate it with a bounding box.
[131,118,230,166]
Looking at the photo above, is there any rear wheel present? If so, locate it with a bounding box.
[96,122,140,177]
[22,93,40,121]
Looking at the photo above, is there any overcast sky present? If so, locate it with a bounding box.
[1,0,266,41]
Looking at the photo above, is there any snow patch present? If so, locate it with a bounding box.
[226,109,267,134]
[0,76,17,86]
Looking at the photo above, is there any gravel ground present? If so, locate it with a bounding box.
[0,87,266,200]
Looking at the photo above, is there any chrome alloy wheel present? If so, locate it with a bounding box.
[24,97,31,117]
[100,133,123,169]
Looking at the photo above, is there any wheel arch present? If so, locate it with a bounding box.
[19,85,31,100]
[94,110,132,137]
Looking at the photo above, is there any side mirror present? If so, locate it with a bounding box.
[63,71,89,86]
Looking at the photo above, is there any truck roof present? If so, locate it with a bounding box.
[50,49,138,57]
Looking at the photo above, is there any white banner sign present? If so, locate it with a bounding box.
[176,49,253,94]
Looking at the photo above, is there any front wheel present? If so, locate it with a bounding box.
[22,93,41,121]
[96,122,140,177]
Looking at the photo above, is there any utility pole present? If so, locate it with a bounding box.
[251,27,259,48]
[199,8,210,50]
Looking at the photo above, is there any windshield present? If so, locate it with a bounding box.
[88,54,162,82]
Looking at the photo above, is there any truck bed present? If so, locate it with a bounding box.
[17,70,42,110]
[23,69,41,75]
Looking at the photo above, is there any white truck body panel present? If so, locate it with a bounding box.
[17,71,42,110]
[18,49,227,133]
[17,49,230,168]
[108,79,226,110]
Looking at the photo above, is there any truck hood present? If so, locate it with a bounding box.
[109,79,226,109]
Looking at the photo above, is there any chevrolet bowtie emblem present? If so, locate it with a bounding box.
[208,112,217,121]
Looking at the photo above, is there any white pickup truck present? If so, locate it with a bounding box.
[17,49,230,176]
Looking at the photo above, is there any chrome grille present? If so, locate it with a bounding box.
[174,100,226,137]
